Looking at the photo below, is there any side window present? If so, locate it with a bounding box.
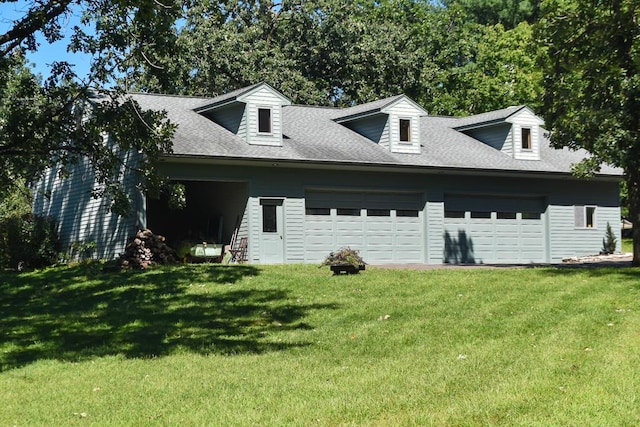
[399,119,411,142]
[574,205,596,228]
[258,108,272,134]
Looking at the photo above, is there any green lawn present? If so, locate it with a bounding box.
[1,263,640,425]
[622,237,633,253]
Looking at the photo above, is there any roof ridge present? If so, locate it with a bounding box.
[128,92,216,101]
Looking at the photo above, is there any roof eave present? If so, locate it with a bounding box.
[158,154,622,181]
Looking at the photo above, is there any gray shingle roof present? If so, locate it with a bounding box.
[130,93,621,177]
[332,95,406,122]
[192,83,262,112]
[453,105,526,129]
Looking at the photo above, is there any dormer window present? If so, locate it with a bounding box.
[258,108,272,134]
[521,127,532,150]
[400,119,411,142]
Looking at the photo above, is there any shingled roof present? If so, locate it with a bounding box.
[130,92,621,177]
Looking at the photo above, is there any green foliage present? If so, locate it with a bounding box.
[0,213,60,269]
[0,1,182,216]
[537,0,640,264]
[132,0,544,115]
[601,222,618,255]
[443,0,540,28]
[321,247,366,268]
[66,240,97,263]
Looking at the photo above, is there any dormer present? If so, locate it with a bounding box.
[194,83,291,146]
[454,106,544,160]
[334,95,427,154]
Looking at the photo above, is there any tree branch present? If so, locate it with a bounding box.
[0,0,75,57]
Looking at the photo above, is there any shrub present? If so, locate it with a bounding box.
[321,247,366,268]
[601,221,617,255]
[0,213,60,270]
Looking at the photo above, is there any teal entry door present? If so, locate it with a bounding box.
[259,199,284,263]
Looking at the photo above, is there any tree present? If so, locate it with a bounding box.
[537,0,640,264]
[0,0,182,214]
[441,0,540,28]
[133,0,543,115]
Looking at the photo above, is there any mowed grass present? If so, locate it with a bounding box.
[1,263,640,426]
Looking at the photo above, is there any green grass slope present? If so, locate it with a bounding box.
[1,263,639,425]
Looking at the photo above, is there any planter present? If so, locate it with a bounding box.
[330,264,366,275]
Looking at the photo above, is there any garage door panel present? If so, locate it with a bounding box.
[444,195,546,263]
[305,191,424,263]
[366,223,394,233]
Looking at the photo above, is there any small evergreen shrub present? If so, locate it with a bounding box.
[601,221,617,255]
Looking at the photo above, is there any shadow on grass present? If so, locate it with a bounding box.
[0,263,335,371]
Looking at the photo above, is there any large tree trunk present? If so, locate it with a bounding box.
[627,174,640,266]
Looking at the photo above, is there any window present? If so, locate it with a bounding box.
[521,127,532,150]
[522,212,541,220]
[258,108,272,133]
[471,211,491,219]
[497,212,517,219]
[367,209,390,217]
[397,210,419,217]
[337,208,360,216]
[399,119,411,142]
[574,205,596,228]
[260,199,282,232]
[444,210,465,219]
[306,207,330,215]
[262,204,277,232]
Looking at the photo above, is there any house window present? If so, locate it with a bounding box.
[337,208,360,216]
[399,119,411,142]
[306,207,330,215]
[367,209,390,217]
[305,208,331,215]
[471,211,491,219]
[258,108,272,133]
[260,198,282,232]
[521,127,532,150]
[497,212,517,219]
[262,204,277,232]
[444,210,465,219]
[397,210,419,217]
[574,205,596,228]
[522,212,541,220]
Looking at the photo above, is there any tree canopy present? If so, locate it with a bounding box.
[0,0,181,214]
[133,0,544,114]
[537,0,640,264]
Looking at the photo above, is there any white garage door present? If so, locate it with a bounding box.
[304,191,424,264]
[443,195,546,264]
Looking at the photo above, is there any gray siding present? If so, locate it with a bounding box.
[508,109,542,160]
[284,197,305,263]
[546,181,621,261]
[386,99,422,154]
[243,87,286,146]
[47,157,620,265]
[205,103,245,134]
[32,151,141,260]
[345,116,387,146]
[465,123,512,154]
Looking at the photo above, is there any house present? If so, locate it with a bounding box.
[32,83,622,264]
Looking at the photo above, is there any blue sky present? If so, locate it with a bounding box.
[0,1,92,79]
